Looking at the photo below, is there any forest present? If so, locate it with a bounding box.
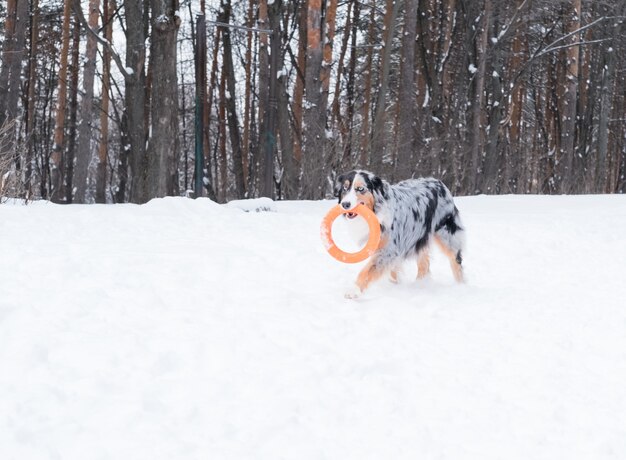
[0,0,625,204]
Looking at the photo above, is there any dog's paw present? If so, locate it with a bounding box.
[344,286,361,299]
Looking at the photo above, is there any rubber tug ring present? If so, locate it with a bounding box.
[320,204,381,264]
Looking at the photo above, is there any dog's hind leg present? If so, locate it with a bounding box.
[416,248,431,279]
[433,235,464,283]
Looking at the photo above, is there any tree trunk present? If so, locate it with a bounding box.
[359,1,377,167]
[301,0,326,199]
[292,1,307,169]
[0,0,29,130]
[330,0,353,130]
[65,18,81,204]
[339,0,359,171]
[320,0,337,117]
[558,0,581,193]
[50,0,73,203]
[256,0,269,196]
[242,0,255,193]
[218,57,227,201]
[96,0,113,203]
[146,0,181,198]
[0,0,18,126]
[482,61,504,193]
[205,26,221,201]
[545,54,560,193]
[395,0,418,180]
[507,13,526,146]
[124,0,148,203]
[25,0,40,198]
[277,72,297,199]
[370,0,400,174]
[219,0,246,199]
[596,47,613,193]
[116,112,129,202]
[73,0,101,203]
[258,0,282,198]
[468,0,491,194]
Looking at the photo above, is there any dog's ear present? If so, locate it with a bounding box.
[367,173,386,198]
[334,174,345,199]
[370,175,383,192]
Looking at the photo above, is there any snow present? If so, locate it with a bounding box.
[469,63,478,74]
[1,195,626,459]
[225,197,276,213]
[422,86,430,108]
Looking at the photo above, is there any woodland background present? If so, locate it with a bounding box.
[0,0,625,204]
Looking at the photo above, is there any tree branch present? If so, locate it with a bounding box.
[508,16,622,97]
[535,38,611,60]
[71,0,130,80]
[492,0,529,46]
[206,20,272,34]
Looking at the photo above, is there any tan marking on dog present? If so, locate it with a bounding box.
[433,235,464,283]
[390,269,399,284]
[376,234,388,251]
[356,258,386,293]
[353,179,376,212]
[417,249,431,279]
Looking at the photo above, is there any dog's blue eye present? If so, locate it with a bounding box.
[356,187,365,193]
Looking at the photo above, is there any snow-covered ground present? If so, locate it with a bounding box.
[1,195,625,460]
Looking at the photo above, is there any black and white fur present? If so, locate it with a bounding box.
[335,170,465,298]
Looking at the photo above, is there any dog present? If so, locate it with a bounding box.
[335,170,465,298]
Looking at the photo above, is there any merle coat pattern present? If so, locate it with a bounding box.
[335,170,465,298]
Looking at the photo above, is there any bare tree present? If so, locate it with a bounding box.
[218,0,245,199]
[395,0,418,180]
[96,0,114,203]
[146,0,181,198]
[301,0,326,199]
[558,0,582,193]
[24,0,40,197]
[73,0,101,203]
[370,0,400,174]
[0,0,28,131]
[50,0,73,202]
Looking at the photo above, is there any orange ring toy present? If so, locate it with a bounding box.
[320,203,381,263]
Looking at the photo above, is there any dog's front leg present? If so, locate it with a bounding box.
[345,258,385,299]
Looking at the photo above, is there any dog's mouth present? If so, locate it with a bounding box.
[345,212,358,219]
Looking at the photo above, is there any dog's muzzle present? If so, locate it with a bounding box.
[341,201,359,219]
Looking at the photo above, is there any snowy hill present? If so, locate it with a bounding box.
[1,195,625,460]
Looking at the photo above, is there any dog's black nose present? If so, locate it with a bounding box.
[341,201,351,209]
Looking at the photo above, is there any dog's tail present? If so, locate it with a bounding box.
[435,206,465,264]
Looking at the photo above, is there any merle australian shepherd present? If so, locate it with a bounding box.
[335,170,465,298]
